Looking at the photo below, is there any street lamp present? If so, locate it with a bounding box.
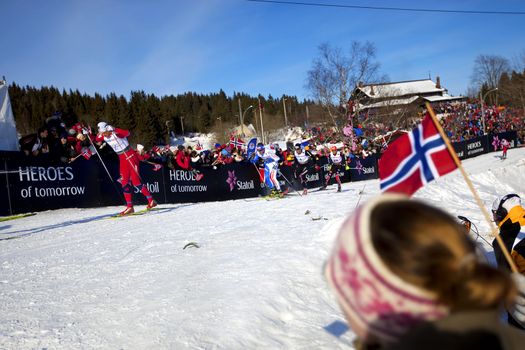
[480,87,498,135]
[240,105,253,137]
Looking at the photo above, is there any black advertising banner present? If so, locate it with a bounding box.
[464,136,488,159]
[129,161,167,205]
[487,131,518,153]
[214,163,262,200]
[163,163,262,203]
[449,131,517,161]
[348,155,379,182]
[1,154,103,215]
[279,164,323,191]
[89,157,122,207]
[1,160,12,214]
[452,140,467,160]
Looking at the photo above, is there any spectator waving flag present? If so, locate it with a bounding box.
[229,136,245,149]
[195,140,203,151]
[379,113,457,196]
[81,148,93,160]
[246,138,257,158]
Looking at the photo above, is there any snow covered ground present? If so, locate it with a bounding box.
[1,148,524,349]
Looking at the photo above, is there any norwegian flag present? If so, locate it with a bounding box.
[195,140,203,151]
[81,148,93,160]
[229,136,245,149]
[379,113,457,196]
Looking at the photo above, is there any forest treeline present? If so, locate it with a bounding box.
[8,83,327,147]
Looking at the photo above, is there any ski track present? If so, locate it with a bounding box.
[1,148,524,349]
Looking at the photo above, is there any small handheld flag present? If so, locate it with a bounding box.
[379,113,457,196]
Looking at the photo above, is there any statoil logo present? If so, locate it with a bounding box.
[226,170,255,191]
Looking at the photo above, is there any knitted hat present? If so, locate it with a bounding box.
[325,194,448,344]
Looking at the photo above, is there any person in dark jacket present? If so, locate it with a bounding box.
[492,193,525,330]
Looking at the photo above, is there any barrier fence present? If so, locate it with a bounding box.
[0,130,517,215]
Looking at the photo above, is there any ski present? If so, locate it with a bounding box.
[0,212,36,222]
[262,189,289,200]
[109,207,161,219]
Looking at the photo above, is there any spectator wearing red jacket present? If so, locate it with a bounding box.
[175,145,191,170]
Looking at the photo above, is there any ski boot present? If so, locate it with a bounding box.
[270,189,280,198]
[119,206,134,216]
[274,190,285,198]
[147,199,158,210]
[337,184,342,192]
[302,188,308,195]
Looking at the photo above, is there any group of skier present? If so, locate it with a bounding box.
[93,121,349,215]
[249,142,346,197]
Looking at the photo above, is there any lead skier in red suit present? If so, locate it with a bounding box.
[96,122,157,216]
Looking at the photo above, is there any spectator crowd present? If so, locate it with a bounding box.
[16,101,525,171]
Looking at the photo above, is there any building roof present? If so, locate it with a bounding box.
[422,94,464,102]
[356,79,444,99]
[357,96,419,110]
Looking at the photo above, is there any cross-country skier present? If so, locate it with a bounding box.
[501,138,510,159]
[293,143,314,195]
[95,122,157,216]
[250,142,283,195]
[319,146,345,192]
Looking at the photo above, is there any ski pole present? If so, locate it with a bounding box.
[354,184,366,208]
[86,130,123,199]
[277,169,303,197]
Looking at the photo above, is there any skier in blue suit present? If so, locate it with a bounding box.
[251,143,283,194]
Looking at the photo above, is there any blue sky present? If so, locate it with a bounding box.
[1,0,524,100]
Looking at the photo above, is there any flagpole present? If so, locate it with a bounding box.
[425,102,518,272]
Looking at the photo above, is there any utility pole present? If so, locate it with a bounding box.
[258,97,265,144]
[165,120,171,143]
[305,105,310,127]
[282,97,288,127]
[179,116,185,136]
[238,97,244,136]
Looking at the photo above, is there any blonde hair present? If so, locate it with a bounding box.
[370,200,516,311]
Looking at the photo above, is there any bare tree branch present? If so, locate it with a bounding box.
[306,41,382,128]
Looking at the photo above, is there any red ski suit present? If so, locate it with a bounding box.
[96,128,152,206]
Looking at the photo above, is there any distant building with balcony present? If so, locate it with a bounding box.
[352,77,464,112]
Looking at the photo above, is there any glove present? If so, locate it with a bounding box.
[82,128,89,135]
[314,165,320,171]
[105,125,114,132]
[511,272,525,328]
